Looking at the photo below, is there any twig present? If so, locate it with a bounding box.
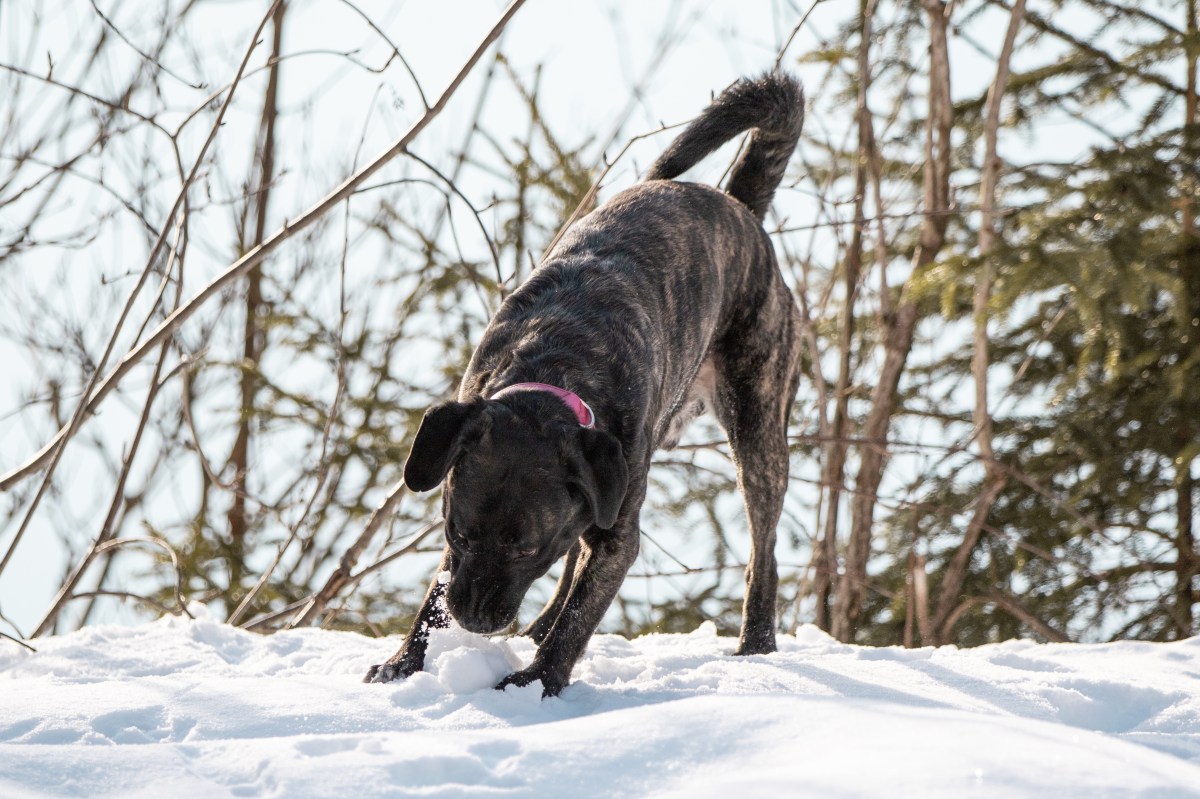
[338,519,443,586]
[541,119,688,259]
[40,540,194,627]
[272,516,442,632]
[0,604,29,640]
[336,0,429,109]
[0,62,164,129]
[241,596,313,632]
[3,207,186,591]
[941,592,1069,643]
[179,354,235,490]
[93,537,193,618]
[404,149,503,287]
[230,35,353,624]
[88,0,204,89]
[169,49,400,136]
[0,632,36,652]
[283,480,410,628]
[425,44,507,254]
[66,591,178,619]
[774,204,967,234]
[773,0,825,71]
[639,527,699,574]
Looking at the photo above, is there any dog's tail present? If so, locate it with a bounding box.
[645,72,804,220]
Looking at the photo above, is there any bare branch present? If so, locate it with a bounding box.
[284,480,409,628]
[0,0,528,495]
[0,0,284,583]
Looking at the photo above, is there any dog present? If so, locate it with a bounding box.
[365,72,805,697]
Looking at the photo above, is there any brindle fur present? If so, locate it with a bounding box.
[365,73,805,697]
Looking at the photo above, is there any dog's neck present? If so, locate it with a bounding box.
[490,382,596,429]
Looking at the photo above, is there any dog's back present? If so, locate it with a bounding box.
[477,73,806,436]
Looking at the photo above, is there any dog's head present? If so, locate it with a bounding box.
[403,397,628,634]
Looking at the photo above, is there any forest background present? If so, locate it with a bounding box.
[0,0,1196,650]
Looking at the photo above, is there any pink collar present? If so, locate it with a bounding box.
[490,382,596,428]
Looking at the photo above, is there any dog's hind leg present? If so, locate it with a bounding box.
[521,540,581,644]
[713,289,803,656]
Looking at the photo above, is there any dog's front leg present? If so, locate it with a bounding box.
[496,518,641,697]
[364,548,453,683]
[520,540,581,644]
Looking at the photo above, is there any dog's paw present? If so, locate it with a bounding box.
[363,657,422,684]
[494,664,567,698]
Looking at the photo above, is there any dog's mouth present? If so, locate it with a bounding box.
[445,570,525,634]
[453,611,515,635]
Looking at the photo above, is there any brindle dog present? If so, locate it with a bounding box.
[365,73,805,697]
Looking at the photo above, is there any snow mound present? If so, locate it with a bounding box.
[2,618,1200,798]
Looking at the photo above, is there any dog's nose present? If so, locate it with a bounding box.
[451,596,510,634]
[447,576,514,634]
[455,613,505,635]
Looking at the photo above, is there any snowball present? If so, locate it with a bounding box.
[424,626,524,694]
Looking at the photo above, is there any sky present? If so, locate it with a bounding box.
[0,0,1130,638]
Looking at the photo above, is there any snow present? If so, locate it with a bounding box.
[2,618,1200,798]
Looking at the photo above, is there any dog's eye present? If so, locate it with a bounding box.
[513,547,538,561]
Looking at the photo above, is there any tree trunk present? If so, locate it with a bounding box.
[832,0,953,642]
[1175,0,1198,639]
[813,1,873,631]
[827,0,882,642]
[1177,465,1197,637]
[227,2,285,595]
[932,0,1026,644]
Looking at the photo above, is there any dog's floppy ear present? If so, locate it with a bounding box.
[404,401,478,491]
[569,428,629,529]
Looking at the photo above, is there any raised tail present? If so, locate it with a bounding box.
[645,72,804,220]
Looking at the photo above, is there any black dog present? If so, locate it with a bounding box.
[366,73,805,697]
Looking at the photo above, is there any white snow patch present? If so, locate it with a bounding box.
[2,618,1199,798]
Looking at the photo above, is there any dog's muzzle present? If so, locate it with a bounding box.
[445,570,524,634]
